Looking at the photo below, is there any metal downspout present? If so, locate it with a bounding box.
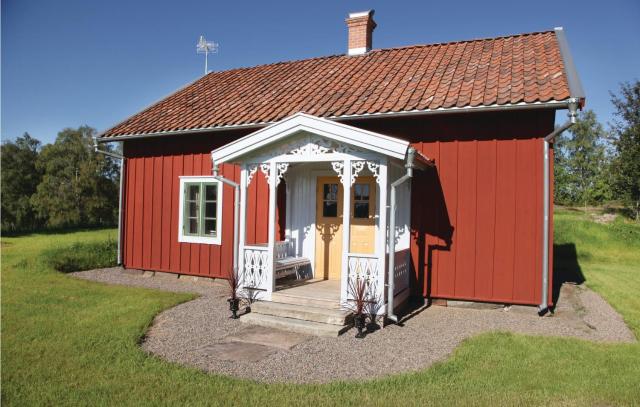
[212,164,240,277]
[93,139,125,265]
[539,100,578,315]
[387,147,416,323]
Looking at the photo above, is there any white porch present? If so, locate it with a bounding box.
[211,113,422,317]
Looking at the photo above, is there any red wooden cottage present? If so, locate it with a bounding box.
[97,10,585,330]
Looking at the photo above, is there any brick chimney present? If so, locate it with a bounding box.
[346,10,376,56]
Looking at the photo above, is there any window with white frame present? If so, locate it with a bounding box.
[178,177,222,244]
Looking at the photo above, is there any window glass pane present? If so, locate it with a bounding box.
[205,202,216,218]
[205,184,217,201]
[354,202,369,218]
[187,184,200,201]
[188,201,199,218]
[188,218,199,234]
[323,201,338,217]
[204,219,217,236]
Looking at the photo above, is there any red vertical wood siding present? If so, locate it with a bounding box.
[350,109,555,306]
[121,109,555,305]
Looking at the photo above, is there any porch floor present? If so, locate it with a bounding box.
[275,279,341,302]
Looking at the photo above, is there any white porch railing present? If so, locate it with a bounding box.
[346,253,383,302]
[242,245,270,291]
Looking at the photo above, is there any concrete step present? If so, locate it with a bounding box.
[241,313,352,337]
[251,301,353,326]
[270,291,342,310]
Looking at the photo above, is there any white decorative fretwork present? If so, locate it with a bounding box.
[366,161,381,184]
[243,247,270,290]
[246,163,259,184]
[262,135,365,159]
[331,161,345,184]
[248,162,288,185]
[260,163,271,182]
[275,162,289,186]
[351,161,366,185]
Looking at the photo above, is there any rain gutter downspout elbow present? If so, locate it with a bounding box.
[387,147,416,323]
[212,163,240,277]
[93,138,125,266]
[539,99,579,315]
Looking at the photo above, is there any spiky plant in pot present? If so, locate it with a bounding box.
[347,277,369,338]
[226,268,241,319]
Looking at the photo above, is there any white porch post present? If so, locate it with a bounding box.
[376,159,388,306]
[266,161,278,299]
[238,165,248,288]
[341,158,352,305]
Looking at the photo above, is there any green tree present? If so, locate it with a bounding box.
[610,80,640,220]
[554,110,611,207]
[1,133,44,233]
[31,126,119,228]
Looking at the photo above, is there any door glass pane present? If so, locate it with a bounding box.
[322,183,338,217]
[354,202,369,218]
[323,201,337,217]
[354,184,369,201]
[324,184,338,201]
[204,219,216,236]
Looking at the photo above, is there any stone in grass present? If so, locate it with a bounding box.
[200,341,277,362]
[224,325,310,350]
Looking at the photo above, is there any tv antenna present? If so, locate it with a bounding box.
[196,35,218,75]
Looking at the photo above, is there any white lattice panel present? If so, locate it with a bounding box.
[242,247,270,290]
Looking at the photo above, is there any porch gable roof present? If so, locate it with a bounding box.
[210,112,409,163]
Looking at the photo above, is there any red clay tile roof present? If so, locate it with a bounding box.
[101,30,574,138]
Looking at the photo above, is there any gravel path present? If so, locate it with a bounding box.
[73,268,636,384]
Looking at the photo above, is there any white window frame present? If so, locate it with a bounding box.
[178,176,223,245]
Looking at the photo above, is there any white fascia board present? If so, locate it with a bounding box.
[211,112,409,163]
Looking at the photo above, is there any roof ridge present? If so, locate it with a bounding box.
[203,30,557,76]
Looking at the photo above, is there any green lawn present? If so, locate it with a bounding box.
[2,213,640,406]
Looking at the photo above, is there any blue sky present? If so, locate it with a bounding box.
[2,0,639,143]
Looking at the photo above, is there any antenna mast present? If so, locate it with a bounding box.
[196,35,219,75]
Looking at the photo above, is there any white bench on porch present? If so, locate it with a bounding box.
[274,241,310,280]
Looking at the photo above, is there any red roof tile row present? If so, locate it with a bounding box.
[101,30,571,138]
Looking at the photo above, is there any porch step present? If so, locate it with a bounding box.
[250,301,353,326]
[271,291,342,310]
[241,313,352,337]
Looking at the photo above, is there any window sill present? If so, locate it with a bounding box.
[178,235,222,245]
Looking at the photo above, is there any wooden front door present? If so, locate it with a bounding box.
[315,177,343,280]
[350,177,376,254]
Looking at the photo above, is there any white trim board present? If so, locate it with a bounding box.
[177,176,223,245]
[210,112,409,164]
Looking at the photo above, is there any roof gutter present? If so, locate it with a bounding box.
[387,147,425,323]
[96,100,572,143]
[212,163,240,281]
[539,98,579,315]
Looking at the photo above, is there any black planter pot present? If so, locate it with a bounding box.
[227,298,240,319]
[354,314,366,338]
